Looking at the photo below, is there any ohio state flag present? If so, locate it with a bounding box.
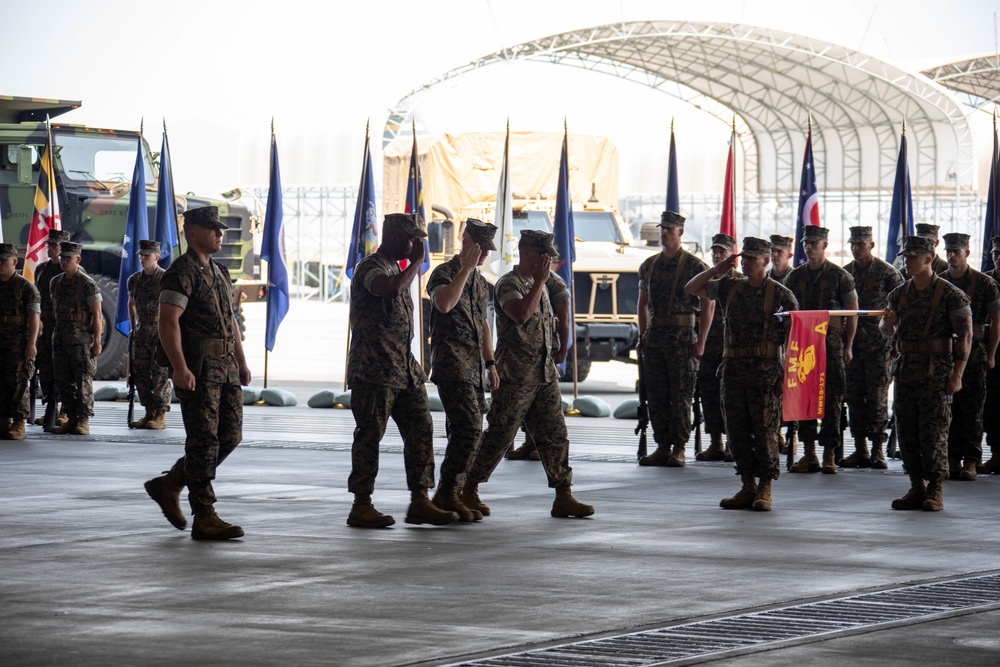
[782,311,830,421]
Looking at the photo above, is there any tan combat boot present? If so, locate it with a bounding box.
[145,410,167,430]
[144,473,187,529]
[666,444,686,467]
[948,458,962,480]
[789,442,820,473]
[50,415,78,435]
[6,419,25,441]
[506,432,539,460]
[191,508,244,540]
[405,489,458,526]
[696,433,726,461]
[432,485,480,522]
[638,445,672,466]
[130,410,152,429]
[870,437,888,469]
[460,484,490,517]
[720,474,757,510]
[958,460,977,481]
[841,437,870,468]
[752,477,773,511]
[821,447,838,474]
[891,478,926,510]
[56,410,69,426]
[922,480,944,511]
[551,485,595,518]
[72,416,90,436]
[346,495,395,528]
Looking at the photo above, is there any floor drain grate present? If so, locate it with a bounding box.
[446,573,1000,667]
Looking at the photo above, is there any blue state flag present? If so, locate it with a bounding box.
[154,125,179,269]
[885,126,914,263]
[794,126,820,268]
[403,128,430,274]
[346,126,377,280]
[115,129,149,337]
[981,117,999,272]
[666,120,679,214]
[260,127,289,352]
[553,126,576,360]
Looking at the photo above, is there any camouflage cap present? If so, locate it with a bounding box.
[740,237,771,258]
[59,241,83,258]
[710,233,736,252]
[183,205,229,230]
[992,236,1000,253]
[769,234,794,250]
[942,232,970,250]
[0,243,17,260]
[465,218,498,250]
[801,226,830,242]
[658,210,686,228]
[915,223,940,239]
[897,235,935,257]
[137,239,161,255]
[46,229,70,245]
[519,229,558,257]
[848,226,873,243]
[383,212,428,239]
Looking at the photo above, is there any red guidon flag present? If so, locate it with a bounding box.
[782,310,830,421]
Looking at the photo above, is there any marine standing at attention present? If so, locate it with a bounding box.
[127,240,171,429]
[0,243,41,440]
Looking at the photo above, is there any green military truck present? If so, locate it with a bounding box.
[0,96,258,379]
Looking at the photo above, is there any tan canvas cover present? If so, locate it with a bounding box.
[382,131,619,218]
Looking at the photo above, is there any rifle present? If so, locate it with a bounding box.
[42,376,58,433]
[29,368,38,424]
[785,422,798,471]
[635,352,649,460]
[127,333,136,428]
[693,386,703,456]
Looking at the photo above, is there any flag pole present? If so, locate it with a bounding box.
[774,309,887,319]
[344,120,370,391]
[163,118,182,257]
[566,118,579,399]
[413,118,428,373]
[901,118,907,238]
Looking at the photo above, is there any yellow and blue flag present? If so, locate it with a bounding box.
[346,124,377,279]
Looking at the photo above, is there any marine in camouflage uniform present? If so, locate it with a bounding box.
[783,225,858,474]
[127,240,171,429]
[689,237,798,510]
[0,244,41,440]
[980,235,1000,475]
[33,228,69,424]
[427,219,500,522]
[842,226,903,469]
[695,233,740,462]
[144,206,251,540]
[938,232,1000,481]
[466,229,594,519]
[637,211,712,467]
[345,213,456,529]
[49,242,102,436]
[769,233,795,453]
[882,235,972,512]
[894,223,949,277]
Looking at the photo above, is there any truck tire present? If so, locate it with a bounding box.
[93,275,129,380]
[559,357,592,383]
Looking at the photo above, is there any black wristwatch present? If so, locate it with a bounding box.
[485,360,497,368]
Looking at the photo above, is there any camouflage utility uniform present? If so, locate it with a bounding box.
[844,255,903,462]
[698,267,740,442]
[347,250,435,496]
[0,271,40,429]
[639,250,709,452]
[128,266,172,418]
[158,249,243,514]
[984,265,1000,473]
[34,256,63,408]
[708,274,798,482]
[50,269,101,420]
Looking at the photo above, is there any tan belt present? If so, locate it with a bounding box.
[973,324,986,341]
[651,313,697,328]
[0,314,25,324]
[56,312,91,323]
[723,342,783,360]
[199,338,236,356]
[899,338,953,355]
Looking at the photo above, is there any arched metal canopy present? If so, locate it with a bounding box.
[922,55,1000,107]
[385,21,973,212]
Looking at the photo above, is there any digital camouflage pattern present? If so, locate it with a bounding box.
[493,266,560,385]
[128,267,171,411]
[939,267,1000,463]
[347,251,425,390]
[427,255,491,489]
[707,275,798,480]
[639,249,710,447]
[34,259,62,398]
[698,270,741,435]
[159,249,242,513]
[844,257,903,439]
[887,275,971,482]
[0,274,40,421]
[50,270,101,418]
[783,260,858,448]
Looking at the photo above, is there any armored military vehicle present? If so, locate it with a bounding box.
[0,96,257,379]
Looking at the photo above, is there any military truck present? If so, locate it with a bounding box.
[383,130,658,382]
[0,96,258,379]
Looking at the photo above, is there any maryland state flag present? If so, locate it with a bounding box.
[782,311,830,421]
[23,124,61,282]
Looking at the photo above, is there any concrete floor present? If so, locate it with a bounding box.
[2,401,999,667]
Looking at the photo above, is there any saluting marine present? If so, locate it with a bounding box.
[127,240,171,429]
[0,243,41,440]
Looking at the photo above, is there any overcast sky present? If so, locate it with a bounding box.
[5,0,999,196]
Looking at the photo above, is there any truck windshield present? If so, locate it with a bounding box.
[573,211,623,243]
[55,133,154,184]
[513,210,552,235]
